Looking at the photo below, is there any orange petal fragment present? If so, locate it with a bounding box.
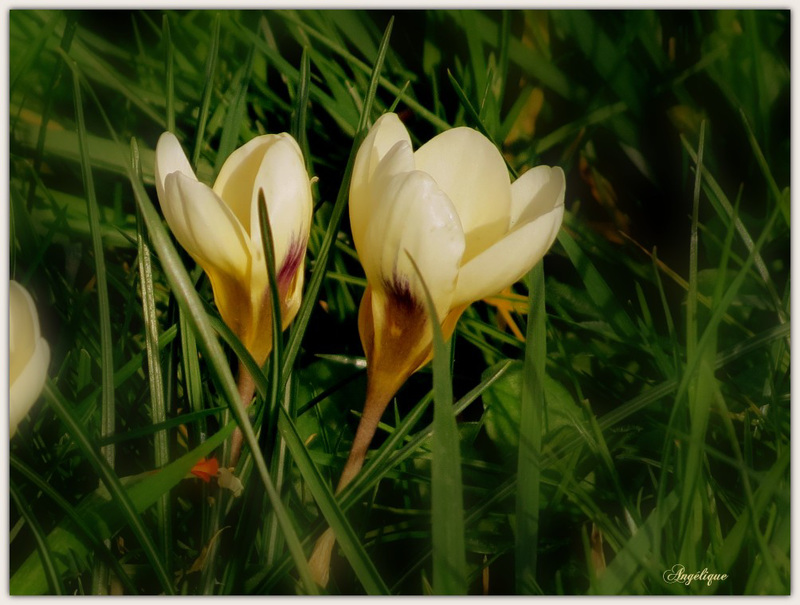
[190,457,219,482]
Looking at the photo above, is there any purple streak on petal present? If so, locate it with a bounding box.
[277,237,307,293]
[383,274,423,315]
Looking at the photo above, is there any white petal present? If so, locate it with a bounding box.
[509,165,566,229]
[9,282,50,438]
[154,132,196,204]
[10,339,49,438]
[363,170,465,321]
[247,135,312,273]
[217,468,244,497]
[451,202,564,307]
[414,127,511,262]
[213,134,282,234]
[163,172,250,280]
[350,113,412,253]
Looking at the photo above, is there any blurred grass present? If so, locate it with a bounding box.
[9,8,789,596]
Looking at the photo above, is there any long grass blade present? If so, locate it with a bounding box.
[407,254,467,595]
[136,208,171,570]
[515,263,546,594]
[192,12,220,170]
[290,47,311,159]
[70,62,116,469]
[163,14,175,132]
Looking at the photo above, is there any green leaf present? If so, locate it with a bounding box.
[482,362,582,459]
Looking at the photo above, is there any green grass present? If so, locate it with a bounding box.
[9,9,790,595]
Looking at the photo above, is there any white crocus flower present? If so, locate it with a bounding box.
[10,281,50,438]
[309,112,565,586]
[154,131,313,367]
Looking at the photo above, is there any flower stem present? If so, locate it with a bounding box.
[229,360,257,468]
[308,375,399,586]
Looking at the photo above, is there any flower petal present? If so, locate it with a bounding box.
[350,113,413,253]
[154,132,196,204]
[217,468,244,497]
[9,282,50,438]
[363,170,465,321]
[451,202,564,307]
[414,127,511,262]
[509,165,566,229]
[163,172,250,281]
[247,134,313,277]
[213,134,278,234]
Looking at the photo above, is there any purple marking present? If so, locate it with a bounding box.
[383,274,422,314]
[278,238,306,292]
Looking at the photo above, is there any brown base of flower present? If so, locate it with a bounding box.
[308,287,470,586]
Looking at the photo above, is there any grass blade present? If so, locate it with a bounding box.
[70,62,115,469]
[10,480,64,595]
[515,263,546,594]
[136,208,171,570]
[163,14,174,132]
[257,186,284,454]
[192,12,220,170]
[71,60,118,594]
[686,120,705,360]
[290,47,311,160]
[407,255,467,595]
[214,45,254,174]
[557,229,638,339]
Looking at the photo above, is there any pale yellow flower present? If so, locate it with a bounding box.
[310,112,565,585]
[154,132,313,365]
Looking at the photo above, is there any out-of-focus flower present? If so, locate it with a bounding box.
[190,457,219,482]
[10,281,50,438]
[154,131,313,366]
[309,113,565,585]
[217,467,244,497]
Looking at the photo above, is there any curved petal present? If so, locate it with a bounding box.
[10,339,49,437]
[163,172,250,281]
[363,170,465,322]
[9,282,50,437]
[247,134,313,272]
[509,165,566,229]
[414,127,511,262]
[451,202,564,307]
[350,113,413,253]
[213,134,280,234]
[154,132,196,205]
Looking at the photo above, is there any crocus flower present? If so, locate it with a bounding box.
[154,131,313,367]
[10,281,50,438]
[309,113,565,585]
